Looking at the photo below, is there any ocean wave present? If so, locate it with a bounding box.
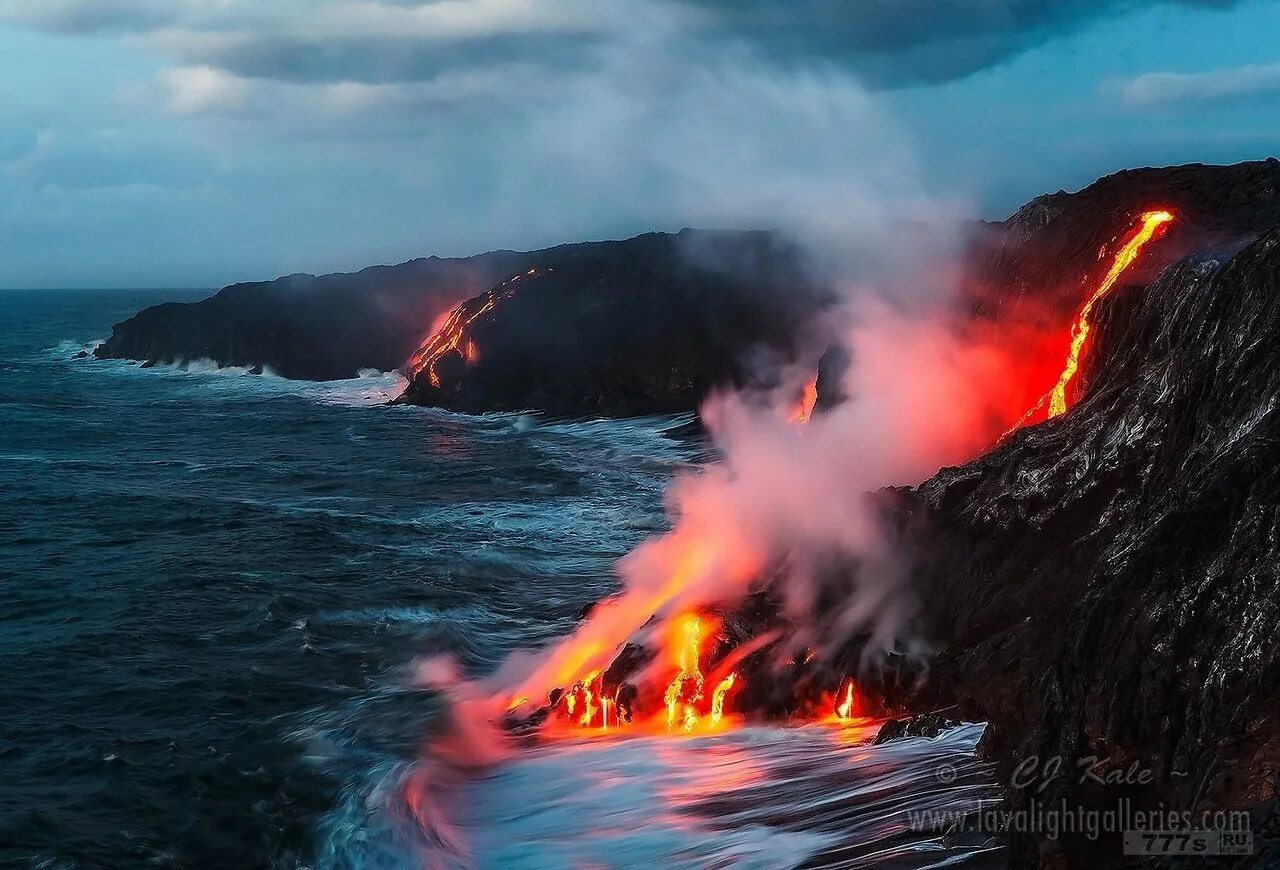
[85,353,409,406]
[318,721,1001,869]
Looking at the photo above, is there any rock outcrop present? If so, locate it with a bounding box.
[896,163,1280,866]
[93,253,531,380]
[394,229,829,416]
[95,230,830,409]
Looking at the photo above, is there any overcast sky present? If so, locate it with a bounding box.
[1,0,1278,288]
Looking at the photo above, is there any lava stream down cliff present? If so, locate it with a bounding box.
[1007,209,1174,433]
[406,269,538,386]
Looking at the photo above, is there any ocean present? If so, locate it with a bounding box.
[1,289,1000,868]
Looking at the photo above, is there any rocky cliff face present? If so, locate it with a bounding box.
[895,166,1280,867]
[395,229,830,416]
[968,158,1280,317]
[93,253,531,380]
[94,230,829,409]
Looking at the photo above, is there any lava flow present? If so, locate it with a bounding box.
[406,269,537,387]
[1006,210,1173,433]
[836,680,857,720]
[788,375,819,425]
[1047,210,1173,417]
[664,615,709,732]
[528,607,867,739]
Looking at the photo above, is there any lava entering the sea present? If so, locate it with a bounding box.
[406,269,537,387]
[1007,209,1173,432]
[522,607,864,738]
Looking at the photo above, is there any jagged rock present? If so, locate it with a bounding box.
[872,713,962,744]
[71,350,89,360]
[904,221,1280,865]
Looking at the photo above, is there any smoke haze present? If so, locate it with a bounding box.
[484,27,1036,706]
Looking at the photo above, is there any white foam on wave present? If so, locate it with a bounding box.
[86,351,410,407]
[49,337,103,359]
[317,722,1002,869]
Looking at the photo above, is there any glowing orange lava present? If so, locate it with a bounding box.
[578,669,601,727]
[522,609,878,738]
[1005,210,1173,435]
[664,615,707,732]
[789,376,819,425]
[836,680,857,720]
[407,268,537,387]
[1047,210,1173,417]
[710,673,736,725]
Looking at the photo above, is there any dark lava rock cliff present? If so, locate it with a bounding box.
[395,229,828,416]
[93,253,531,380]
[897,164,1280,867]
[968,158,1280,318]
[95,230,829,411]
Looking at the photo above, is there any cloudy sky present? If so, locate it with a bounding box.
[1,0,1278,288]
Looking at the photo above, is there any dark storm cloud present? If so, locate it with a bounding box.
[684,0,1242,85]
[173,31,603,86]
[3,0,1242,89]
[0,0,181,34]
[148,0,1241,88]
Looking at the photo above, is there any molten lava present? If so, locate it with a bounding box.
[1047,210,1173,418]
[710,673,736,725]
[836,680,857,721]
[406,268,537,387]
[578,669,601,727]
[789,375,819,425]
[664,615,707,733]
[1005,210,1173,434]
[527,608,873,738]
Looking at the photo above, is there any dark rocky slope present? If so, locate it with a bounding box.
[95,230,827,402]
[900,231,1280,866]
[968,158,1280,318]
[93,253,535,380]
[395,229,829,416]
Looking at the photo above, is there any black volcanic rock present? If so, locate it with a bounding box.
[873,713,962,745]
[94,253,532,380]
[904,229,1280,865]
[95,230,829,401]
[396,229,831,416]
[967,159,1280,320]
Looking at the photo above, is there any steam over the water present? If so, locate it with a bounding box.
[490,32,1028,706]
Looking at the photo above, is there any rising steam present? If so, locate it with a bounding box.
[449,14,1024,724]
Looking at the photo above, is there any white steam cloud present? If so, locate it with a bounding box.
[489,26,1021,707]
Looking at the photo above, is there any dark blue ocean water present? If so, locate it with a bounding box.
[1,289,702,866]
[1,289,1000,869]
